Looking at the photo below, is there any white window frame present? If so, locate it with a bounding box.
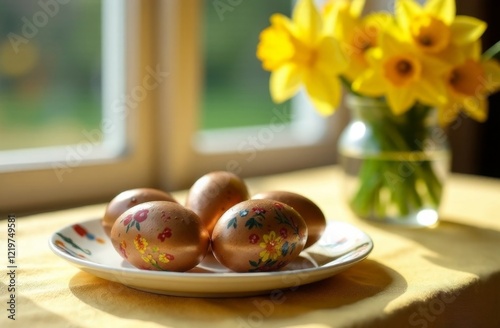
[1,0,156,214]
[154,1,346,190]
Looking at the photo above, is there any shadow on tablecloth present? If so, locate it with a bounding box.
[68,259,406,326]
[375,218,500,274]
[361,218,500,327]
[0,282,84,328]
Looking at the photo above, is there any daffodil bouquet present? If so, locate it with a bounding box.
[256,0,500,224]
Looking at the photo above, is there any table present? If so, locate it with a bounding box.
[1,165,500,328]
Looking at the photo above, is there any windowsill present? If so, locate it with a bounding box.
[7,165,500,327]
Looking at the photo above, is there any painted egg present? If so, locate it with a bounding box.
[252,191,326,248]
[110,201,210,272]
[102,188,178,237]
[211,199,307,272]
[185,171,250,235]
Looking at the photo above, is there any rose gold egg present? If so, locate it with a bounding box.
[252,191,326,248]
[110,201,210,272]
[102,188,178,237]
[211,199,307,272]
[185,171,250,235]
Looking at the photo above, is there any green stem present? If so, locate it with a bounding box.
[343,96,447,222]
[483,41,500,61]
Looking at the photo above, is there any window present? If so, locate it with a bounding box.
[1,0,154,213]
[0,0,125,167]
[197,1,335,152]
[155,1,345,190]
[0,1,102,151]
[3,1,348,214]
[200,2,292,131]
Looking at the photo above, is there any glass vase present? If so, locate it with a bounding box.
[338,95,451,227]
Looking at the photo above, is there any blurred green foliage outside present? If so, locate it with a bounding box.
[0,0,102,151]
[0,1,291,151]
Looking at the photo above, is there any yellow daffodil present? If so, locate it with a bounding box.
[438,42,500,125]
[353,32,449,114]
[256,0,348,115]
[257,0,499,121]
[323,0,392,83]
[395,0,486,63]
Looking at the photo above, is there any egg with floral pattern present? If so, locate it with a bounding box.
[102,188,178,237]
[211,199,307,272]
[251,191,326,248]
[110,201,210,272]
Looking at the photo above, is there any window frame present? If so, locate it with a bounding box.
[1,0,156,214]
[154,0,346,191]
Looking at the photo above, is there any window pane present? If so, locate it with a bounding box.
[200,2,292,130]
[0,0,102,151]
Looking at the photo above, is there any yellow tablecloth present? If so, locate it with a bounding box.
[2,166,500,328]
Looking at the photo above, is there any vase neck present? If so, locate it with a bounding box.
[346,95,435,126]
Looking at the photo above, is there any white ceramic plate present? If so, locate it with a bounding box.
[49,218,373,297]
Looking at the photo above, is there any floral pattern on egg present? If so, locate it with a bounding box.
[127,233,177,270]
[211,199,308,272]
[123,209,150,232]
[102,188,178,237]
[157,227,172,242]
[110,201,210,272]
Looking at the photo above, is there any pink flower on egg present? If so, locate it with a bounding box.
[252,207,266,215]
[123,214,133,226]
[279,227,288,239]
[157,227,172,242]
[249,234,260,244]
[134,209,149,222]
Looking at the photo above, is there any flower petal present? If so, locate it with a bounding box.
[464,97,488,122]
[463,96,488,122]
[323,0,345,35]
[425,0,455,25]
[350,0,366,17]
[292,0,321,45]
[414,78,447,107]
[482,60,500,93]
[380,28,411,55]
[386,85,415,114]
[438,103,460,126]
[416,56,449,106]
[315,36,348,75]
[270,13,298,35]
[450,16,487,45]
[364,12,393,29]
[395,0,423,31]
[352,70,386,97]
[329,5,357,39]
[256,14,297,71]
[269,64,302,103]
[435,43,467,64]
[303,69,342,116]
